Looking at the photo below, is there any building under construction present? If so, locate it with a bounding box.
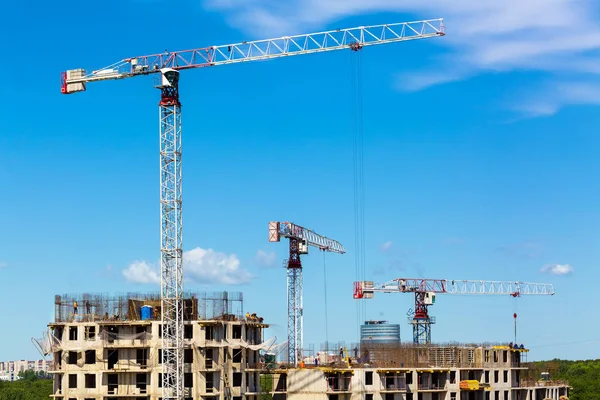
[44,291,271,400]
[43,292,570,400]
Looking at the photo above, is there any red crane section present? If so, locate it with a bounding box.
[354,278,555,344]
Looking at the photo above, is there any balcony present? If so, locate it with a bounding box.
[326,376,352,392]
[381,377,407,391]
[418,372,447,391]
[107,360,149,372]
[101,331,152,347]
[418,383,447,390]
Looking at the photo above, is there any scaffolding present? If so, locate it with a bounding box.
[356,342,527,369]
[53,291,244,323]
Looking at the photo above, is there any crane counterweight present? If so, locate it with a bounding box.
[60,69,87,94]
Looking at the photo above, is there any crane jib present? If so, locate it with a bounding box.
[60,18,444,92]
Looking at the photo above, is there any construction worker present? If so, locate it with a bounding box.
[85,301,91,315]
[73,300,78,314]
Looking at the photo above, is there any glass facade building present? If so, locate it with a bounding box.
[360,320,401,344]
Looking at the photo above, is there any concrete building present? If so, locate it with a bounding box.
[47,291,270,399]
[45,292,569,400]
[265,343,570,400]
[0,359,55,381]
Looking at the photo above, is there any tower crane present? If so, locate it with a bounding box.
[60,19,445,399]
[269,221,345,366]
[354,278,555,345]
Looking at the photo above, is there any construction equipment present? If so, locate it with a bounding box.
[60,19,445,399]
[354,278,555,345]
[269,221,345,366]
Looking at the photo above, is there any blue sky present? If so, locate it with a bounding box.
[1,0,600,362]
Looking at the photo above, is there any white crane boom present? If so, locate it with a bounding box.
[61,19,445,92]
[356,278,555,297]
[269,221,345,253]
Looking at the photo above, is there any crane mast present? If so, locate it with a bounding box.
[60,18,445,400]
[269,221,345,366]
[354,278,555,345]
[158,70,184,399]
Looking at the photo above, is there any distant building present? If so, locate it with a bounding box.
[0,359,54,381]
[360,320,401,344]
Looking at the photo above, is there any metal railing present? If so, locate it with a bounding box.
[381,377,407,390]
[520,380,569,387]
[327,376,352,392]
[418,383,446,390]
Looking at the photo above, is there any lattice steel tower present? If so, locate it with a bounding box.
[158,68,184,399]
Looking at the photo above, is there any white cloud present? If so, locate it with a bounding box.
[122,247,254,285]
[380,241,393,252]
[185,247,254,285]
[514,81,600,118]
[203,0,600,116]
[540,263,574,276]
[123,261,160,284]
[0,262,7,269]
[256,250,277,268]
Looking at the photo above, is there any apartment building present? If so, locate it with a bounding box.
[0,359,55,381]
[45,292,570,400]
[47,291,270,400]
[263,343,570,400]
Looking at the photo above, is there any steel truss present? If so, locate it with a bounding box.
[360,278,556,296]
[287,238,303,365]
[277,222,345,253]
[159,83,184,400]
[61,19,445,88]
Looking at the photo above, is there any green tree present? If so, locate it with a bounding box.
[0,370,52,400]
[16,370,37,382]
[524,359,600,400]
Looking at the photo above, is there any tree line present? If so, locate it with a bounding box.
[0,370,52,400]
[524,359,600,400]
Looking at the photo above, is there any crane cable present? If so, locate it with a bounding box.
[351,47,366,341]
[323,251,329,347]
